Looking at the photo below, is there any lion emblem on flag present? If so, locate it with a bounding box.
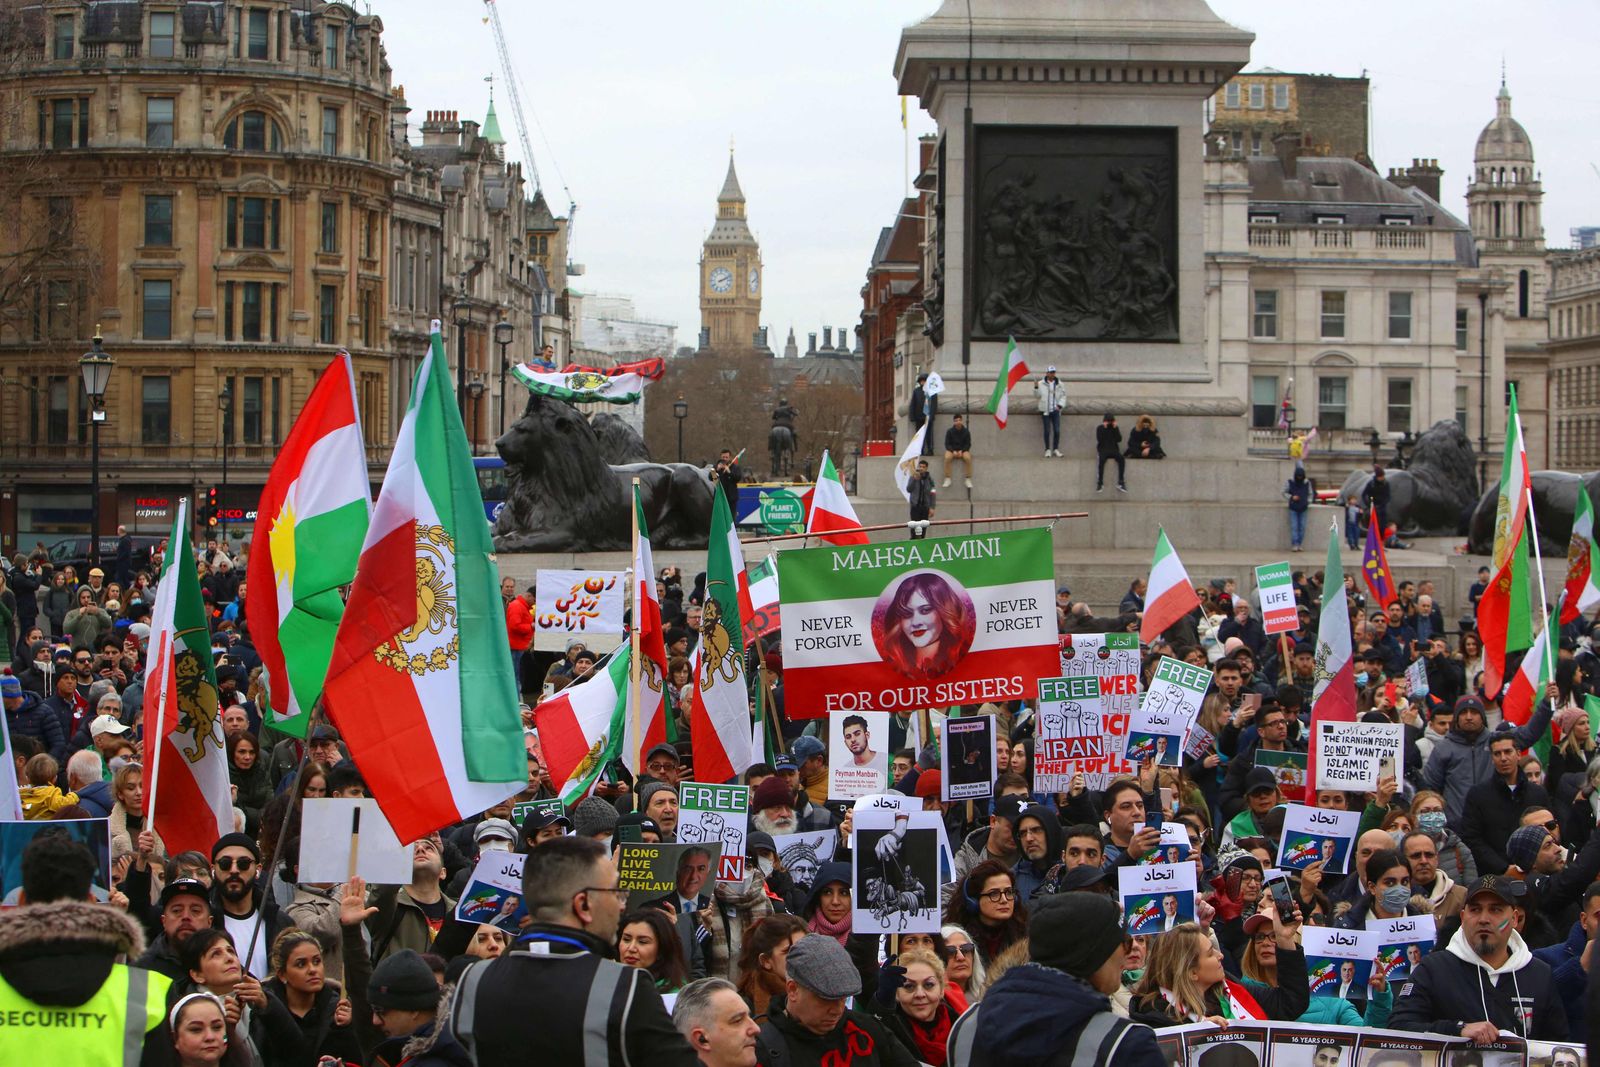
[564,371,609,395]
[698,597,741,687]
[174,647,221,763]
[376,523,461,677]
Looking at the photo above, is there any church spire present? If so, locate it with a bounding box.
[719,150,745,204]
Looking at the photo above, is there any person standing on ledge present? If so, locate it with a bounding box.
[943,414,973,490]
[1036,366,1064,457]
[907,459,937,541]
[1095,413,1126,494]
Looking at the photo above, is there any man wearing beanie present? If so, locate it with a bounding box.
[366,948,448,1066]
[421,835,697,1065]
[209,831,288,978]
[572,795,620,844]
[947,893,1159,1066]
[639,779,680,839]
[759,934,916,1067]
[750,775,800,836]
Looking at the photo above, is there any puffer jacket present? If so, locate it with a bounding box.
[1422,699,1555,825]
[6,689,65,762]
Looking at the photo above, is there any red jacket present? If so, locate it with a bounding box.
[506,597,534,651]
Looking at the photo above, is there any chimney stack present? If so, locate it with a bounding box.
[1272,131,1303,177]
[807,332,817,354]
[822,327,833,349]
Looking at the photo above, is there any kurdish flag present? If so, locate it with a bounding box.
[1481,385,1534,695]
[624,485,668,775]
[689,486,755,783]
[323,322,524,843]
[1308,523,1357,789]
[778,528,1058,717]
[511,364,650,405]
[248,353,370,738]
[1140,527,1202,644]
[540,646,631,805]
[1562,485,1600,625]
[144,498,233,855]
[985,336,1029,429]
[805,450,868,546]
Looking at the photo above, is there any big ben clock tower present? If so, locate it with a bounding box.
[699,151,762,350]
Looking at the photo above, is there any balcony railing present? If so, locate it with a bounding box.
[1246,224,1456,262]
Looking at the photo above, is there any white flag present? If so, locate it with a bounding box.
[894,424,929,502]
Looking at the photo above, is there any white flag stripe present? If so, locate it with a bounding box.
[286,423,370,522]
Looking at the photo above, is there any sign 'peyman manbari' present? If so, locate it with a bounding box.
[778,529,1057,717]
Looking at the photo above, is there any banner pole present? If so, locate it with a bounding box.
[1524,482,1555,678]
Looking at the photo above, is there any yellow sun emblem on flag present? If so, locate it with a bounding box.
[375,523,461,676]
[269,497,297,591]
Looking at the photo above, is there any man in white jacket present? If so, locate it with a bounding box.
[1036,367,1064,457]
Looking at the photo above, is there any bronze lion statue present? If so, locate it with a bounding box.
[493,394,716,552]
[1467,470,1600,556]
[1337,421,1480,537]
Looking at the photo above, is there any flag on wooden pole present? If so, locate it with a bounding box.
[1480,385,1534,695]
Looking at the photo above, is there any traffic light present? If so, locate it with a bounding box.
[207,486,219,528]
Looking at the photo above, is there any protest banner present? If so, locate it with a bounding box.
[0,818,110,903]
[853,809,942,934]
[1257,562,1298,634]
[677,781,750,881]
[1256,749,1308,803]
[1180,1022,1270,1067]
[829,710,890,799]
[1119,861,1196,935]
[455,852,528,932]
[1405,658,1430,698]
[772,830,835,893]
[1148,1021,1546,1067]
[1277,803,1360,874]
[778,530,1058,717]
[616,841,722,908]
[1057,632,1142,718]
[299,799,413,884]
[1304,926,1379,999]
[1353,1029,1455,1067]
[1124,656,1210,767]
[1316,721,1405,792]
[1529,1042,1586,1067]
[1370,914,1436,982]
[1134,822,1193,864]
[1183,721,1217,761]
[533,569,626,652]
[510,796,566,832]
[1269,1024,1358,1066]
[941,715,995,801]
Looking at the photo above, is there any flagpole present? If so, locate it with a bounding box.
[630,478,644,773]
[244,707,324,980]
[1525,482,1555,677]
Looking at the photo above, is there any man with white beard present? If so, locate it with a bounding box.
[750,777,799,836]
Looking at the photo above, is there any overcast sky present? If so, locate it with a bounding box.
[376,0,1598,355]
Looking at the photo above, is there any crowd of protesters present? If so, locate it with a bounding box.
[6,528,1600,1066]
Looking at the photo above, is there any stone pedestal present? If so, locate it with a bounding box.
[894,0,1254,450]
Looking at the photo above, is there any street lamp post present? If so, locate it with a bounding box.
[494,320,514,438]
[673,395,688,463]
[78,330,113,570]
[219,384,233,546]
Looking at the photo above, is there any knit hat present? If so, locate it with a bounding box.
[572,797,619,839]
[637,780,676,813]
[210,832,261,861]
[1554,707,1586,738]
[751,775,796,813]
[1505,824,1548,872]
[0,676,20,699]
[1216,845,1262,877]
[368,949,440,1011]
[913,770,943,799]
[785,932,862,999]
[1454,694,1486,715]
[1029,893,1125,979]
[790,736,825,764]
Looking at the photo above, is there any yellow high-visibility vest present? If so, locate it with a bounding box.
[0,962,169,1066]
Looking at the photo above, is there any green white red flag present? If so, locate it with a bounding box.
[625,485,668,774]
[805,449,868,546]
[247,353,370,738]
[1307,523,1357,788]
[985,336,1030,429]
[0,701,24,821]
[690,485,754,782]
[510,365,650,404]
[539,646,631,805]
[1503,600,1559,727]
[1480,385,1534,695]
[1562,485,1600,625]
[1139,527,1201,644]
[143,498,233,855]
[323,322,524,843]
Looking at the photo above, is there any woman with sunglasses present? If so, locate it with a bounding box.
[1129,899,1308,1026]
[941,860,1027,966]
[938,926,986,1009]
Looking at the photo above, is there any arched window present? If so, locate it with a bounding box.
[223,110,283,152]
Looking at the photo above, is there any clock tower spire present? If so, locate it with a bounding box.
[699,149,762,351]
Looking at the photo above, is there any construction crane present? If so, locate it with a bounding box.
[481,0,578,252]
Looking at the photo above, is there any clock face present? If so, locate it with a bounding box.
[748,268,760,295]
[709,267,733,293]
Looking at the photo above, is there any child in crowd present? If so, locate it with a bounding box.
[19,753,77,819]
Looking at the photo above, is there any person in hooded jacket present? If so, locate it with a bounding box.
[1389,875,1568,1041]
[1424,691,1556,827]
[1007,801,1062,902]
[799,861,880,1002]
[2,673,65,762]
[947,892,1160,1067]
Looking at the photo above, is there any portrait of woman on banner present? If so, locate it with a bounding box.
[872,570,977,681]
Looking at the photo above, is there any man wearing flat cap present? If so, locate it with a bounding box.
[758,935,916,1067]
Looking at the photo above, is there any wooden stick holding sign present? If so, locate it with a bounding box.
[347,805,361,884]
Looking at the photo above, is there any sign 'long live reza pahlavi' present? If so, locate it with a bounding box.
[778,530,1057,717]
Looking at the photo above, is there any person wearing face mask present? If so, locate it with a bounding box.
[1334,848,1430,939]
[747,831,803,913]
[1408,790,1477,885]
